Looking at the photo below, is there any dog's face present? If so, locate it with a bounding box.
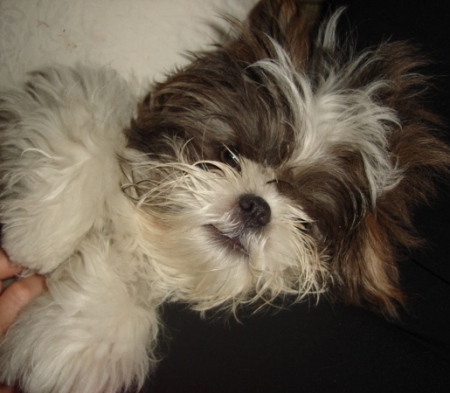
[126,0,449,316]
[126,120,326,312]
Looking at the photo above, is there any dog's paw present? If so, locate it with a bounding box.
[0,286,159,393]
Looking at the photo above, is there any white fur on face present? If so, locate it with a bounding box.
[127,154,326,312]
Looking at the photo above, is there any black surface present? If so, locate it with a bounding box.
[143,1,450,392]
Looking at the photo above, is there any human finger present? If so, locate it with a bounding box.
[0,384,15,392]
[0,274,46,336]
[0,250,22,280]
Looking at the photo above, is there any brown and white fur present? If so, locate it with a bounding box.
[1,1,448,392]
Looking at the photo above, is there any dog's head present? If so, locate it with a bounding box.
[127,0,449,316]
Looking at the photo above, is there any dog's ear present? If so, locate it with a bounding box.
[228,0,323,66]
[332,212,406,318]
[328,42,450,318]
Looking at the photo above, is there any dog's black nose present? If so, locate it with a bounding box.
[239,194,271,228]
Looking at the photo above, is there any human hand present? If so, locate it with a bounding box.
[0,249,46,393]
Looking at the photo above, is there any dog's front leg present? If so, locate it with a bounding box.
[0,65,134,274]
[0,240,159,393]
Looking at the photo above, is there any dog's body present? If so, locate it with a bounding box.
[1,1,449,392]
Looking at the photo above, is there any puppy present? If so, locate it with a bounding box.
[1,1,448,392]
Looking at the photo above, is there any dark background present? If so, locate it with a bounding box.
[144,1,450,392]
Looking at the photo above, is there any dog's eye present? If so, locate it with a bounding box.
[220,146,240,170]
[294,219,313,234]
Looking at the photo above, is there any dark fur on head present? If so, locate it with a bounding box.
[129,0,450,317]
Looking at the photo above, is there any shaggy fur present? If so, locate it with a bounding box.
[1,1,449,392]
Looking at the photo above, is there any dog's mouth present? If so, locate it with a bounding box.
[206,225,248,256]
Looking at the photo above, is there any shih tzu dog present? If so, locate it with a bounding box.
[1,0,449,392]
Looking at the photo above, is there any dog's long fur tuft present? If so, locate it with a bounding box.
[1,0,449,392]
